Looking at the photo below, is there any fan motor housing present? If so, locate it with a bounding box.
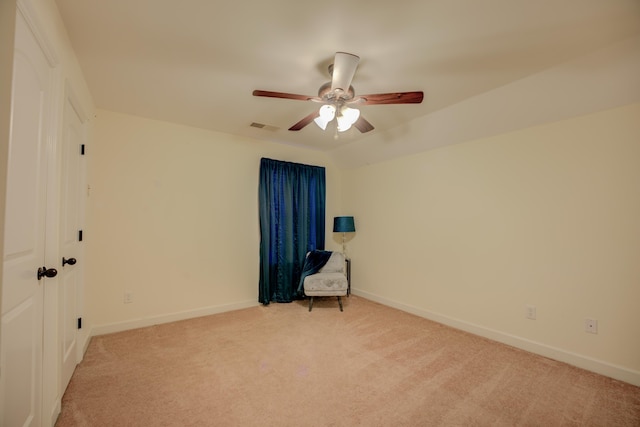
[318,82,355,101]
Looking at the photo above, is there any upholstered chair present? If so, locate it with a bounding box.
[302,251,348,311]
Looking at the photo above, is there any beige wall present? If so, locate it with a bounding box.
[343,103,640,382]
[87,109,343,331]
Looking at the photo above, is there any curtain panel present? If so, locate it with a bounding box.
[258,158,326,304]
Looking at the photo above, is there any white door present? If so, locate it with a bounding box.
[0,9,55,427]
[59,91,86,393]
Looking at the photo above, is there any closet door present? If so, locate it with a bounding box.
[59,90,86,394]
[0,8,55,427]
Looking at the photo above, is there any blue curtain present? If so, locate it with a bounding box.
[259,158,326,304]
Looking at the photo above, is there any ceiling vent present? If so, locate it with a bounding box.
[250,122,279,131]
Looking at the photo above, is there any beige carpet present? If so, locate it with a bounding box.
[56,296,640,426]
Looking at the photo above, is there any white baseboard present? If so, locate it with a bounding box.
[90,299,260,337]
[79,329,91,360]
[352,289,640,387]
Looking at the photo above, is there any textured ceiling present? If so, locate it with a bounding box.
[55,0,640,153]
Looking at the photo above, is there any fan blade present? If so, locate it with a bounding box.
[331,52,360,93]
[353,116,374,133]
[253,90,320,102]
[289,110,320,131]
[355,91,424,105]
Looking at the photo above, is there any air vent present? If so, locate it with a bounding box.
[250,122,279,132]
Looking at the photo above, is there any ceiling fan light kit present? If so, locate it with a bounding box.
[313,104,361,132]
[336,106,360,132]
[314,105,335,130]
[253,52,423,136]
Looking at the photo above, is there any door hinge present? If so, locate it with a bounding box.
[78,230,83,241]
[77,317,82,329]
[80,144,85,155]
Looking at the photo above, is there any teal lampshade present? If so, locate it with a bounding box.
[333,216,355,233]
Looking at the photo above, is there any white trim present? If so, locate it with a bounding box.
[352,288,640,387]
[90,300,260,337]
[64,80,89,123]
[79,328,91,357]
[16,0,58,67]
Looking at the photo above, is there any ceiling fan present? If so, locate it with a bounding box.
[253,52,424,134]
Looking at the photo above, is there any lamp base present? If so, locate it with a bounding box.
[342,232,347,257]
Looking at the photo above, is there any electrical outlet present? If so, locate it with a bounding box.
[124,291,133,304]
[585,318,598,334]
[525,305,536,320]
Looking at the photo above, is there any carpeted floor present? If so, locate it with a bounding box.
[56,296,640,426]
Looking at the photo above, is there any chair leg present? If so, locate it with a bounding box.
[338,296,343,312]
[308,297,314,312]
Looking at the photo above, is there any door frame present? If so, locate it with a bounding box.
[0,0,17,360]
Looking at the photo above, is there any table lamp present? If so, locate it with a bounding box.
[333,216,355,257]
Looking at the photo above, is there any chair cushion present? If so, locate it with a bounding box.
[303,272,348,296]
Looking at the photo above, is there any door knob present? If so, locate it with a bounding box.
[62,257,77,266]
[37,266,58,280]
